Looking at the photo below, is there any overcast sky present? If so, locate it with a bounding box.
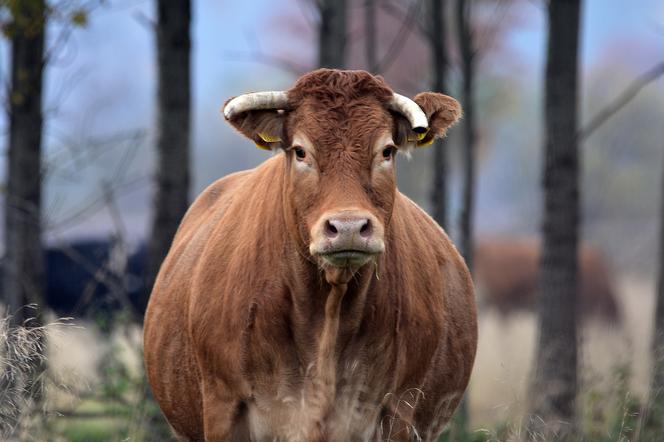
[0,0,662,248]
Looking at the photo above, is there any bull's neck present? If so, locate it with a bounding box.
[272,155,381,428]
[274,153,375,346]
[286,244,374,334]
[288,257,375,432]
[283,237,375,352]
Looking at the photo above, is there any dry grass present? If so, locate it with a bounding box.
[0,307,74,440]
[1,274,656,440]
[466,275,655,439]
[0,310,170,441]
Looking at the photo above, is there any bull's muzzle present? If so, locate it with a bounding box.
[309,210,385,268]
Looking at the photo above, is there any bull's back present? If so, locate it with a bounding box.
[143,169,252,440]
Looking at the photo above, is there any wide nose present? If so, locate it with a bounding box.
[309,210,385,262]
[323,216,373,240]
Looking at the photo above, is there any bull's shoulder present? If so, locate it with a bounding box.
[391,190,476,336]
[177,155,285,238]
[390,193,477,401]
[177,169,253,232]
[389,192,474,318]
[392,192,458,262]
[154,167,257,299]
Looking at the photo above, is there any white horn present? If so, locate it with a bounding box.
[223,91,290,119]
[387,93,429,134]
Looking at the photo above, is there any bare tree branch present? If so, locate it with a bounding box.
[474,0,512,58]
[45,175,150,233]
[44,0,107,66]
[580,61,664,140]
[375,0,423,74]
[380,0,428,39]
[296,0,318,31]
[133,10,155,31]
[222,50,309,76]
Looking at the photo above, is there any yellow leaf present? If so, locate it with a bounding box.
[70,9,87,27]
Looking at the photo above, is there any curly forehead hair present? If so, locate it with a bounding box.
[287,69,394,107]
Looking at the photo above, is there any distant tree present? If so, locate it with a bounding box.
[451,0,476,432]
[317,0,347,68]
[146,0,192,305]
[530,0,582,438]
[455,0,476,270]
[649,143,664,429]
[428,0,449,230]
[364,0,377,72]
[3,0,47,327]
[0,1,47,436]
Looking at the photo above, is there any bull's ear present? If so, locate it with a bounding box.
[394,92,461,150]
[223,103,287,150]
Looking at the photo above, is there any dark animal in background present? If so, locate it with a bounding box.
[144,69,478,441]
[473,238,620,322]
[45,239,111,315]
[16,239,149,321]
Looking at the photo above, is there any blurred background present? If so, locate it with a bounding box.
[1,0,663,440]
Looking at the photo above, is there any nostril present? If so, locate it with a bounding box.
[324,220,339,238]
[359,219,372,238]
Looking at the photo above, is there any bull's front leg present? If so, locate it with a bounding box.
[201,376,250,442]
[378,402,422,442]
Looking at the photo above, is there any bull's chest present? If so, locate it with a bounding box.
[237,282,410,440]
[245,354,394,442]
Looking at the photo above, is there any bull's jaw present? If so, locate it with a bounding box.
[319,255,376,285]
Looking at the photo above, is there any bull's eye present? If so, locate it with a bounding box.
[382,146,395,160]
[294,147,306,161]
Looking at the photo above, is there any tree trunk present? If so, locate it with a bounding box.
[146,0,192,307]
[318,0,347,68]
[4,0,47,327]
[649,144,664,429]
[2,2,47,436]
[429,0,449,230]
[530,0,582,438]
[364,0,377,73]
[456,0,476,271]
[453,0,476,433]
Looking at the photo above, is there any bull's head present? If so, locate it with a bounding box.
[224,69,460,284]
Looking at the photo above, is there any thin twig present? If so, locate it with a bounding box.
[579,61,664,141]
[222,50,309,76]
[380,0,428,39]
[133,10,155,31]
[474,0,512,58]
[375,0,423,74]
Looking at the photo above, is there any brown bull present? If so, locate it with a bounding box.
[144,69,477,441]
[474,238,620,322]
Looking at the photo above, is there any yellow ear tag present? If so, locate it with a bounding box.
[254,140,272,150]
[255,133,282,150]
[416,137,434,147]
[258,133,281,143]
[407,132,427,142]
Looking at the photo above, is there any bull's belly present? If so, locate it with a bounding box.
[246,388,384,441]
